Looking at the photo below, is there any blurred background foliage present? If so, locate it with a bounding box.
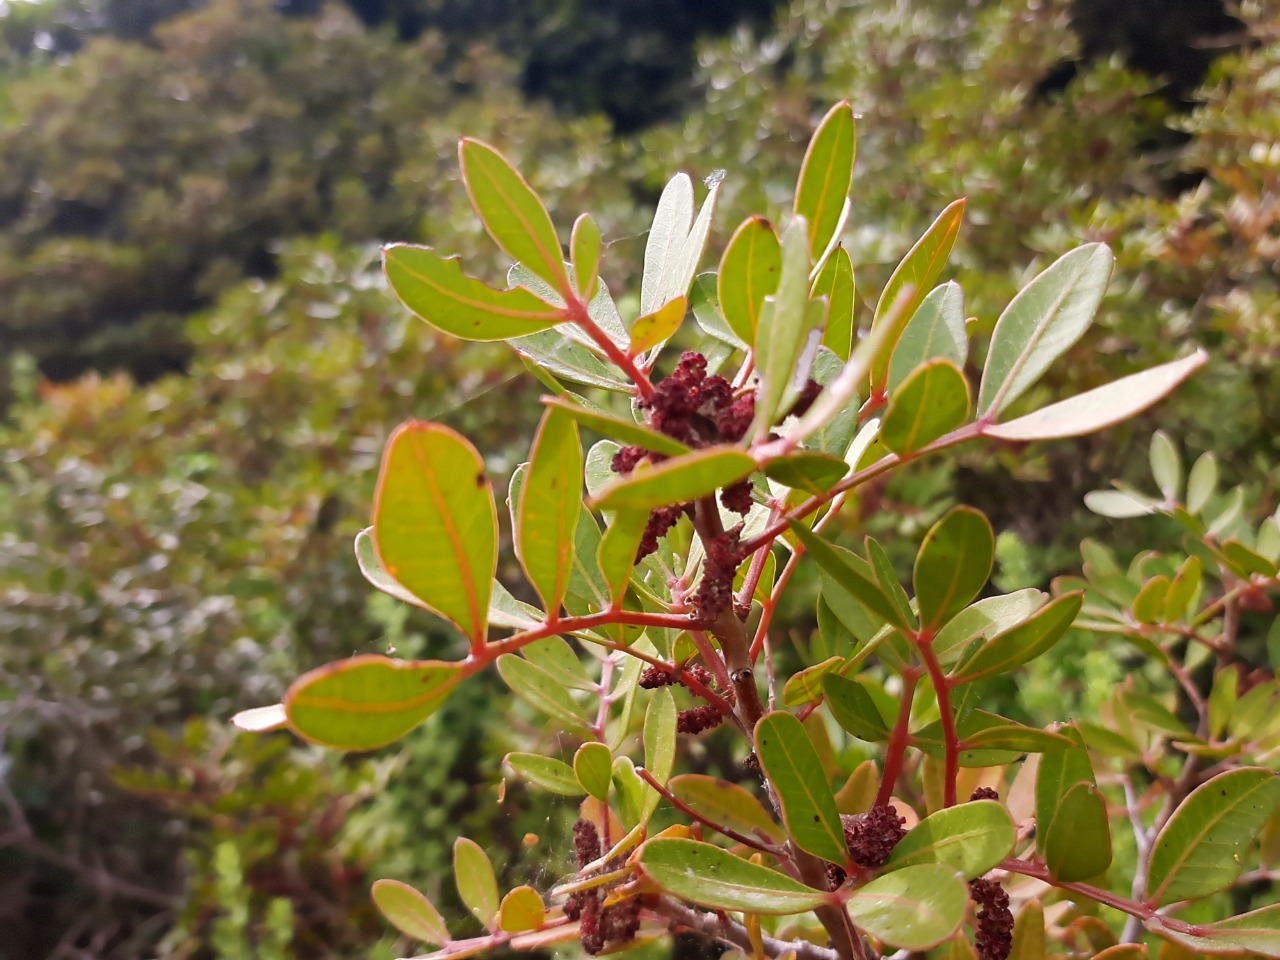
[0,0,1276,956]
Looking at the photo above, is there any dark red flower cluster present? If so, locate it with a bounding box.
[694,528,745,621]
[676,704,724,735]
[610,352,758,563]
[565,819,641,954]
[638,663,714,690]
[970,786,1000,802]
[842,805,907,868]
[970,877,1014,960]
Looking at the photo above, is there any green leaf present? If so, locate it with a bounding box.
[932,589,1047,665]
[1084,488,1160,518]
[844,863,967,951]
[883,800,1016,879]
[453,837,500,929]
[869,199,966,394]
[1042,781,1112,881]
[612,757,646,829]
[913,507,994,633]
[518,407,581,612]
[511,328,630,392]
[459,138,569,296]
[496,655,592,734]
[1208,666,1239,741]
[1009,900,1046,960]
[383,244,564,342]
[718,215,781,345]
[498,886,545,933]
[590,446,755,512]
[643,172,722,315]
[783,655,846,708]
[505,753,583,796]
[372,879,451,946]
[790,523,915,634]
[636,838,828,914]
[814,246,856,360]
[1187,452,1218,514]
[763,450,849,494]
[1150,430,1181,502]
[914,712,1072,766]
[668,775,785,846]
[1148,902,1280,958]
[629,295,687,356]
[521,637,593,692]
[540,396,689,457]
[354,526,432,611]
[794,100,856,262]
[887,281,967,393]
[489,581,544,630]
[1035,732,1096,849]
[570,213,601,300]
[643,688,677,821]
[1146,767,1280,905]
[986,351,1209,440]
[596,509,649,609]
[977,244,1114,418]
[754,711,847,863]
[284,656,463,751]
[374,422,496,645]
[754,217,817,434]
[880,358,970,456]
[691,272,749,350]
[950,593,1082,682]
[574,742,613,802]
[824,673,893,742]
[1222,538,1279,578]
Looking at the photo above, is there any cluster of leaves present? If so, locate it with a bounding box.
[237,100,1279,960]
[0,238,547,956]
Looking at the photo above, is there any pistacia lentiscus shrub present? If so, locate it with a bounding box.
[237,103,1280,960]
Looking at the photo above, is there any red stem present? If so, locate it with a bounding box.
[483,610,711,659]
[875,670,919,808]
[916,639,958,807]
[998,858,1208,936]
[562,297,655,400]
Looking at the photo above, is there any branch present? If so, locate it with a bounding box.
[876,671,919,808]
[562,295,655,400]
[915,641,957,807]
[650,897,841,960]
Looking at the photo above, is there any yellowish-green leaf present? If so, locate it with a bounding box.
[518,407,581,612]
[374,421,496,646]
[372,879,451,946]
[887,281,967,393]
[794,100,856,262]
[1042,781,1112,881]
[883,800,1016,879]
[814,245,855,361]
[570,213,601,300]
[574,742,613,802]
[642,687,677,821]
[383,244,564,342]
[629,296,687,356]
[636,838,827,914]
[913,506,994,633]
[950,593,1082,682]
[1146,767,1280,906]
[843,863,967,951]
[880,358,970,455]
[284,656,464,751]
[454,837,500,929]
[498,886,545,933]
[505,752,583,796]
[459,138,569,296]
[869,199,966,394]
[590,446,755,512]
[754,711,847,863]
[668,775,785,846]
[718,216,781,345]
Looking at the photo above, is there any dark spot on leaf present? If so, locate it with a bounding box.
[476,473,486,487]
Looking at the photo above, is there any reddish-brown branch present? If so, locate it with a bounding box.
[875,670,919,808]
[915,640,958,807]
[562,297,654,399]
[998,858,1207,936]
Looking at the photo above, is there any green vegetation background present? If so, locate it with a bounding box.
[0,0,1276,956]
